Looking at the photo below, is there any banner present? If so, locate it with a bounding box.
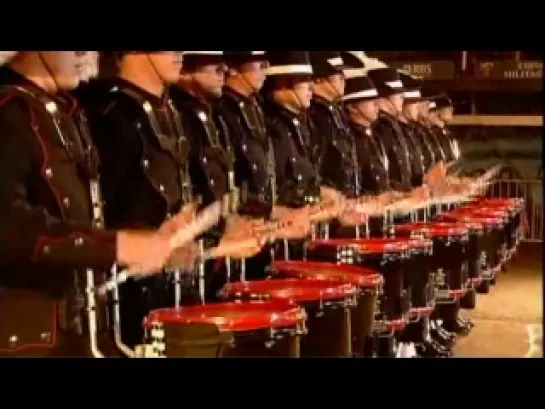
[475,60,543,80]
[388,60,456,80]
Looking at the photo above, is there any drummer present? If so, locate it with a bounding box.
[0,51,206,357]
[305,51,389,237]
[306,51,353,197]
[261,51,361,259]
[168,51,279,300]
[341,56,396,237]
[85,51,224,349]
[217,51,313,281]
[425,93,459,164]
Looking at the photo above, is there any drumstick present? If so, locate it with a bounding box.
[97,201,222,295]
[202,236,264,260]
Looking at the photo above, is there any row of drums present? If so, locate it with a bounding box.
[141,197,525,358]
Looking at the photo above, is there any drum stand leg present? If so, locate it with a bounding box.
[198,240,206,304]
[283,239,290,261]
[226,257,232,283]
[86,268,104,358]
[110,265,136,357]
[240,258,247,282]
[174,269,181,308]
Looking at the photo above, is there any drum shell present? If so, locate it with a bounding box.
[271,263,380,358]
[152,322,301,358]
[350,288,377,357]
[466,228,486,280]
[145,301,306,358]
[403,244,434,309]
[304,241,409,328]
[431,233,469,293]
[221,281,355,358]
[357,250,409,322]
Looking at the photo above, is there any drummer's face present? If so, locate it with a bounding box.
[236,60,269,91]
[194,63,227,98]
[355,99,379,122]
[40,51,80,90]
[419,101,431,117]
[327,72,346,97]
[403,102,420,121]
[388,93,404,113]
[148,52,184,84]
[439,106,454,123]
[292,78,313,109]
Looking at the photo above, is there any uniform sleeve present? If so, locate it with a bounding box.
[0,97,117,270]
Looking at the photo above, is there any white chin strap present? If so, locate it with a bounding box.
[77,51,99,83]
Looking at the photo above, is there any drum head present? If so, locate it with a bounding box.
[272,260,383,288]
[440,213,503,227]
[434,218,484,232]
[145,300,306,332]
[308,238,408,254]
[452,207,507,219]
[454,205,509,217]
[471,198,523,209]
[394,222,468,237]
[224,278,357,304]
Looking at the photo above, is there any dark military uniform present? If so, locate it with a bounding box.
[366,66,414,193]
[261,52,319,259]
[169,51,236,300]
[372,111,412,192]
[351,124,390,195]
[307,52,356,197]
[0,67,117,357]
[413,120,447,166]
[87,76,194,348]
[220,87,273,217]
[217,80,275,281]
[395,73,430,188]
[307,51,359,238]
[429,93,458,164]
[431,124,456,163]
[342,62,390,237]
[261,99,319,208]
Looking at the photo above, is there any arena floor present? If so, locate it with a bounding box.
[454,242,543,358]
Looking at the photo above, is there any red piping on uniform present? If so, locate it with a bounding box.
[29,102,67,221]
[0,95,12,107]
[31,231,115,260]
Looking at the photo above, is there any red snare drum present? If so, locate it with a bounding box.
[468,197,524,210]
[270,260,382,357]
[144,300,306,358]
[387,237,435,319]
[306,238,410,334]
[438,212,504,284]
[457,201,522,253]
[393,222,470,303]
[222,278,358,357]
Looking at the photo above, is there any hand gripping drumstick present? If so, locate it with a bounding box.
[98,201,222,295]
